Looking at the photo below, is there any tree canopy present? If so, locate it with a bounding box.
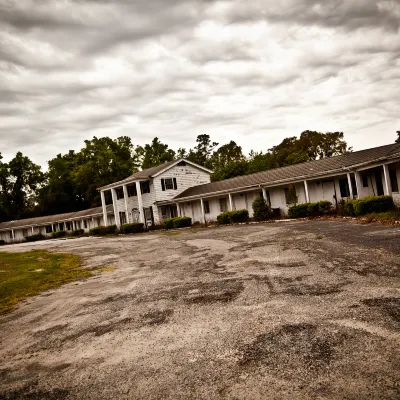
[0,130,352,221]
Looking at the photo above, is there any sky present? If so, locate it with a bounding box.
[1,0,399,168]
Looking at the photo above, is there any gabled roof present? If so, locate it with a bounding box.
[97,159,212,191]
[0,205,113,231]
[174,143,400,200]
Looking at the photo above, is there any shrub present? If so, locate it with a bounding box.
[26,234,45,242]
[89,225,117,236]
[252,197,272,221]
[344,200,355,216]
[51,230,66,239]
[0,239,5,245]
[71,229,84,236]
[163,218,175,230]
[121,223,145,234]
[217,212,231,225]
[229,209,249,223]
[307,202,319,217]
[288,204,309,218]
[172,217,192,229]
[353,195,395,216]
[318,200,332,214]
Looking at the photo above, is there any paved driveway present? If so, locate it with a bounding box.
[0,221,399,399]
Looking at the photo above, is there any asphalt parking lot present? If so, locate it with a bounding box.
[0,220,399,399]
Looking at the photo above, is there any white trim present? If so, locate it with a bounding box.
[151,158,213,178]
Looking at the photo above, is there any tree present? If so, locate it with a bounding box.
[186,134,218,167]
[247,151,273,174]
[0,152,44,220]
[252,195,272,221]
[396,131,400,143]
[285,185,298,207]
[137,137,175,169]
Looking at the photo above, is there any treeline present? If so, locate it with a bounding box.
[0,131,350,222]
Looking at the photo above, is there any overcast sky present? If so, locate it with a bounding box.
[1,0,399,167]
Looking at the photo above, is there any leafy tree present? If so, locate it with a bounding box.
[285,185,298,207]
[252,195,272,221]
[186,134,218,167]
[247,151,273,174]
[137,137,175,169]
[210,160,248,182]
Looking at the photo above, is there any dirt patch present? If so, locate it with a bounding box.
[183,281,244,304]
[238,323,349,373]
[141,309,173,325]
[0,386,69,400]
[361,297,400,323]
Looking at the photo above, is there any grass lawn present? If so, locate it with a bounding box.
[0,250,100,315]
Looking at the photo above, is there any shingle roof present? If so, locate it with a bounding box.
[174,143,400,200]
[0,205,113,231]
[98,159,178,190]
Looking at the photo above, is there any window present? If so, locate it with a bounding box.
[339,178,350,198]
[59,222,64,231]
[362,175,369,188]
[83,220,88,229]
[119,211,127,224]
[9,231,13,239]
[140,181,150,194]
[219,198,228,212]
[116,187,124,200]
[389,169,399,192]
[46,225,52,233]
[350,175,358,196]
[22,229,28,237]
[75,221,81,229]
[127,184,137,197]
[66,222,71,231]
[161,178,177,191]
[204,200,210,214]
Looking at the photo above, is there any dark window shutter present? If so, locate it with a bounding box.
[173,178,177,190]
[161,179,165,191]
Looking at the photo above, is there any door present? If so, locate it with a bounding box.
[374,170,384,196]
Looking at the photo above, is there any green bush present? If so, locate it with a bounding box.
[229,209,249,223]
[121,223,145,234]
[307,202,320,217]
[172,217,192,229]
[344,200,355,216]
[318,200,332,214]
[163,218,175,230]
[71,229,84,236]
[288,204,309,218]
[217,210,249,224]
[353,195,394,216]
[89,225,117,236]
[51,230,66,239]
[252,196,272,221]
[217,212,231,225]
[0,239,5,245]
[26,234,45,242]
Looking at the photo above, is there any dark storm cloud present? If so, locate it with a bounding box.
[0,0,399,166]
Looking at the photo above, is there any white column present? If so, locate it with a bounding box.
[11,229,14,241]
[101,190,108,226]
[347,173,354,199]
[228,193,234,211]
[304,180,310,203]
[122,184,130,224]
[354,171,363,199]
[92,217,95,228]
[135,181,145,223]
[262,187,269,205]
[200,198,206,223]
[31,226,34,234]
[111,188,121,228]
[176,203,181,217]
[382,164,392,196]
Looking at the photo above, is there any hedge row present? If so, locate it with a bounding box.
[217,209,249,224]
[345,195,394,216]
[26,234,45,242]
[163,217,192,229]
[121,223,144,234]
[89,225,117,236]
[288,201,332,219]
[51,230,66,239]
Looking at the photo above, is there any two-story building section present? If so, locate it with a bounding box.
[97,159,212,228]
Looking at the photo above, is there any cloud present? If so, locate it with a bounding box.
[0,0,399,167]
